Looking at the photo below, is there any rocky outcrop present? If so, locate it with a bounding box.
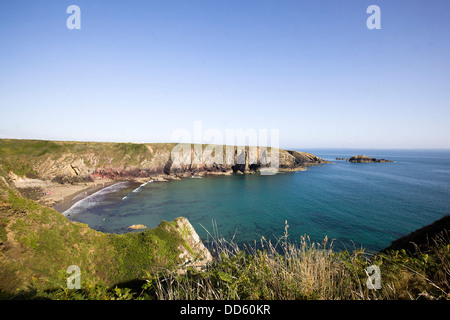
[347,155,392,163]
[172,217,213,274]
[128,224,147,230]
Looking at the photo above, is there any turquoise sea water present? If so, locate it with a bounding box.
[61,149,450,252]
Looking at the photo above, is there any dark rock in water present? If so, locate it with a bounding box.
[336,157,346,160]
[381,215,450,255]
[347,155,392,163]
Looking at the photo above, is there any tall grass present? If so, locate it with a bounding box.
[142,222,450,300]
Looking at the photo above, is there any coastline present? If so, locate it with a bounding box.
[3,140,328,215]
[10,175,117,209]
[18,161,315,217]
[51,179,121,213]
[48,172,215,215]
[48,168,304,215]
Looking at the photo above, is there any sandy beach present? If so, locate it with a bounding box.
[49,175,179,213]
[50,179,120,213]
[14,174,172,214]
[9,174,118,212]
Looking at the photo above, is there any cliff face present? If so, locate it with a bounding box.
[0,139,327,183]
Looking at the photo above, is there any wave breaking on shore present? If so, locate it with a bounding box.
[122,180,153,200]
[62,181,131,217]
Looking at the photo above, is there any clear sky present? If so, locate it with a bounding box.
[0,0,449,149]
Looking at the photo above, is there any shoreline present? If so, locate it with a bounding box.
[50,172,232,215]
[51,179,123,213]
[11,175,117,209]
[32,166,311,215]
[48,173,206,215]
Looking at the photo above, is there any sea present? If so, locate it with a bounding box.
[59,149,450,253]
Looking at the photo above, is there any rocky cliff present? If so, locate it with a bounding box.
[0,139,327,184]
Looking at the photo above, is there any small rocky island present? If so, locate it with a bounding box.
[336,155,393,163]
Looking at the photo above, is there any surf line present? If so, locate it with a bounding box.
[122,180,153,200]
[62,181,130,216]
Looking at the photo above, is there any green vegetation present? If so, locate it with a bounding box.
[0,139,177,179]
[2,184,448,301]
[0,139,282,182]
[111,220,189,282]
[135,225,450,300]
[0,178,200,298]
[4,223,449,300]
[0,140,63,177]
[0,138,449,300]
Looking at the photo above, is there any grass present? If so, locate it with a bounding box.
[8,221,448,300]
[0,139,177,180]
[138,223,450,300]
[0,181,201,298]
[110,220,189,282]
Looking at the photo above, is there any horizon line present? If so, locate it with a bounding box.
[1,137,450,151]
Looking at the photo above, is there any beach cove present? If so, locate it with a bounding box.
[55,149,450,253]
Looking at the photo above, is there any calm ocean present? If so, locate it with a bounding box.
[61,149,450,252]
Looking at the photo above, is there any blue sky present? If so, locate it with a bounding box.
[0,0,449,149]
